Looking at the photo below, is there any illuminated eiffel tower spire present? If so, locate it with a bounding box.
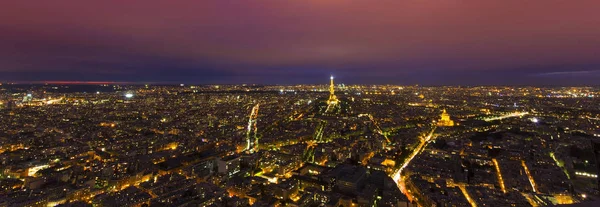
[327,76,338,105]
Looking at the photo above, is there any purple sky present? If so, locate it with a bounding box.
[2,0,600,85]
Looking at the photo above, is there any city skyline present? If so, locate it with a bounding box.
[1,76,599,206]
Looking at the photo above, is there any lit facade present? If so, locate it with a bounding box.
[437,109,455,127]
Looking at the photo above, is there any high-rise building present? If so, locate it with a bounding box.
[22,93,33,103]
[217,155,241,177]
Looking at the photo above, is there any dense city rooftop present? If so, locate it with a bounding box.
[1,82,599,206]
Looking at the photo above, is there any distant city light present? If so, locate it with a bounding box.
[531,118,539,123]
[125,93,134,98]
[96,91,100,94]
[27,93,32,97]
[330,76,334,80]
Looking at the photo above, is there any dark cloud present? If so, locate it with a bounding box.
[1,0,600,85]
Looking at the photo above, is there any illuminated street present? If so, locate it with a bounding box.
[393,126,437,195]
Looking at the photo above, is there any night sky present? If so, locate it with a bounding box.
[2,1,600,85]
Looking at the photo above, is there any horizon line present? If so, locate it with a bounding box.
[0,80,598,87]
